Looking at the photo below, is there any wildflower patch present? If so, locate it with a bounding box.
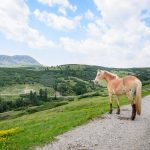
[0,127,19,142]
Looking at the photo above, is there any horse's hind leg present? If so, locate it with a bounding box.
[116,96,120,114]
[131,104,136,120]
[127,92,136,120]
[109,93,113,114]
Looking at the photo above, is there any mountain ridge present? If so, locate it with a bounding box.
[0,55,41,67]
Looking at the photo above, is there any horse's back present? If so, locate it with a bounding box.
[122,75,142,93]
[123,75,138,81]
[123,75,141,86]
[108,75,141,95]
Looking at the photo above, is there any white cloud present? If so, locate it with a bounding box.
[37,0,77,15]
[93,0,150,25]
[0,0,56,49]
[60,0,150,67]
[58,7,67,16]
[60,37,104,54]
[34,9,82,31]
[85,9,94,20]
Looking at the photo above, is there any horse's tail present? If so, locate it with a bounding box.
[135,80,142,115]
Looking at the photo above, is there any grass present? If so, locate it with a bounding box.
[0,84,54,100]
[0,101,69,121]
[0,88,150,150]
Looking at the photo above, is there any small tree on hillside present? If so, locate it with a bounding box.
[30,92,38,105]
[39,89,43,98]
[43,89,48,101]
[44,89,48,100]
[74,82,87,95]
[29,91,33,101]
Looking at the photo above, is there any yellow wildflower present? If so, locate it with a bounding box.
[0,127,19,136]
[0,137,6,142]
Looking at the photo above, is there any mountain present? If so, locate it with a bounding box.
[0,55,41,67]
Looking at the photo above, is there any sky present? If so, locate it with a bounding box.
[0,0,150,68]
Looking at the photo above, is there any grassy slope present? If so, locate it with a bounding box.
[0,84,54,100]
[0,89,150,150]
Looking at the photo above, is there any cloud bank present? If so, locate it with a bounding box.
[0,0,150,67]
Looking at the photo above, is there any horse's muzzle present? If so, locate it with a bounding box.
[93,79,98,84]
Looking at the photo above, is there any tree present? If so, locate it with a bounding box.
[74,82,87,95]
[44,89,48,100]
[47,76,58,99]
[32,92,38,105]
[39,89,43,98]
[15,98,24,108]
[29,91,33,101]
[0,99,4,113]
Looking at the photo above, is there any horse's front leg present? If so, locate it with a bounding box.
[116,96,120,114]
[109,93,113,114]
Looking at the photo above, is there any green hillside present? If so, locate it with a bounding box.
[0,84,54,101]
[0,64,150,110]
[0,65,150,92]
[1,67,148,101]
[0,64,150,149]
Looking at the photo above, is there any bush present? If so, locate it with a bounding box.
[74,82,88,95]
[54,101,68,107]
[78,92,105,99]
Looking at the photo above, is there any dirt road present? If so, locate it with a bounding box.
[37,96,150,150]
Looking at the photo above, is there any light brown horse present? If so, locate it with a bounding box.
[94,70,142,120]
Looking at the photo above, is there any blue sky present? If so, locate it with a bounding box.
[0,0,150,67]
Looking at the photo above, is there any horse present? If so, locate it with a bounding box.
[94,70,142,120]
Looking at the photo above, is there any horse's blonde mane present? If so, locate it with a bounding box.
[104,70,119,78]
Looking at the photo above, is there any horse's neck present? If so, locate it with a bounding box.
[104,72,117,83]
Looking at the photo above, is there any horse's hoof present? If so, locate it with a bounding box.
[109,110,112,114]
[116,111,120,115]
[131,115,135,120]
[116,109,120,114]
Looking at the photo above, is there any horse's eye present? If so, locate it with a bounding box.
[98,74,100,76]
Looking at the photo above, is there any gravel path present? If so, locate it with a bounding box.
[37,96,150,150]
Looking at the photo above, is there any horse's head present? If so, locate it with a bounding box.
[94,70,105,83]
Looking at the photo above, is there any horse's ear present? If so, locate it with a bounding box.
[101,70,105,74]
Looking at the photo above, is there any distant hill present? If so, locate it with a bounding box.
[0,55,41,67]
[0,64,150,97]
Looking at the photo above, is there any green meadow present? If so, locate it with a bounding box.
[0,88,150,150]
